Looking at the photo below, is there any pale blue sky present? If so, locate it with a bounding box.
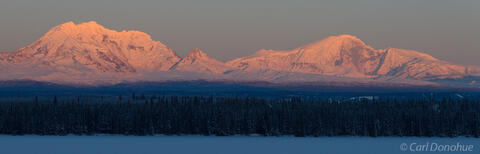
[0,0,479,65]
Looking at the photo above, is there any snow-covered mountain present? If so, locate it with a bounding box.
[0,21,180,84]
[227,35,383,78]
[227,35,479,80]
[169,48,233,74]
[0,21,479,87]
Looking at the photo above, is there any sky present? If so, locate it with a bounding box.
[0,0,479,65]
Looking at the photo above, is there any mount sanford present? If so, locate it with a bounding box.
[1,21,479,87]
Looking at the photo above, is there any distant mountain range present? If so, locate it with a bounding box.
[0,21,479,88]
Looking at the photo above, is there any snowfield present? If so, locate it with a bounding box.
[0,136,478,154]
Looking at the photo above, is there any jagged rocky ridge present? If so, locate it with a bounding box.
[0,21,479,87]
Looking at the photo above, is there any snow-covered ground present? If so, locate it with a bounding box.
[0,136,478,154]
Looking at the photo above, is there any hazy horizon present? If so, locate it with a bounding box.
[0,0,478,65]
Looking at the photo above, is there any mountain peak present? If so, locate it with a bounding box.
[301,34,367,50]
[56,21,101,27]
[335,34,361,40]
[47,21,77,35]
[79,21,101,26]
[39,21,159,46]
[186,48,208,58]
[43,21,114,40]
[328,34,364,43]
[57,21,76,28]
[51,21,105,31]
[170,48,232,74]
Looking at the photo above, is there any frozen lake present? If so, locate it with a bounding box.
[0,135,479,154]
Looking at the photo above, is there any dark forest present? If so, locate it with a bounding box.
[0,95,479,137]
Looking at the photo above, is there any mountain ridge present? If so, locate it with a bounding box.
[1,21,479,87]
[169,48,233,74]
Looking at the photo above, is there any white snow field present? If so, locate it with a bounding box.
[0,136,479,154]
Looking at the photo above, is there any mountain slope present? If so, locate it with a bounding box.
[375,48,469,79]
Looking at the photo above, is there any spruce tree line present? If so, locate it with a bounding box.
[0,96,479,137]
